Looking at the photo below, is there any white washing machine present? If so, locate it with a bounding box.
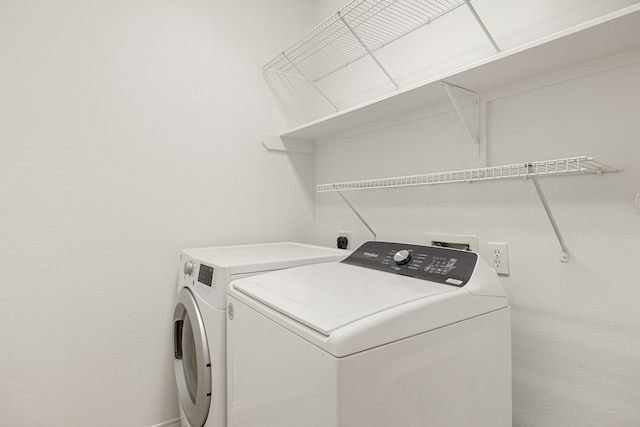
[172,242,348,427]
[227,241,512,427]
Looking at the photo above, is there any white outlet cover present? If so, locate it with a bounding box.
[487,242,510,275]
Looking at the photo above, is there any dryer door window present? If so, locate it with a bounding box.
[173,288,212,427]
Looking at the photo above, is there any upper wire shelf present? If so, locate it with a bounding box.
[317,156,620,192]
[263,0,468,82]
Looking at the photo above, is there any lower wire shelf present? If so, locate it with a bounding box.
[318,155,621,263]
[317,156,619,192]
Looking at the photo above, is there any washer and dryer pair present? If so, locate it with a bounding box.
[172,242,348,427]
[174,240,512,427]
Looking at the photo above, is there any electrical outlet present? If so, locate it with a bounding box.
[487,242,510,275]
[337,231,352,250]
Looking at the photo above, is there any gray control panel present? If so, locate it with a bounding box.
[342,241,478,287]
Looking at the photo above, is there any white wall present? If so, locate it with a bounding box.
[312,1,640,426]
[0,1,314,426]
[2,1,638,426]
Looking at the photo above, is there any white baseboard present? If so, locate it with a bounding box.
[148,418,181,427]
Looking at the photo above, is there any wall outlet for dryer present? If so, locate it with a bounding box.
[487,242,510,275]
[337,231,352,250]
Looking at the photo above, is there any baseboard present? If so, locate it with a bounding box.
[148,418,181,427]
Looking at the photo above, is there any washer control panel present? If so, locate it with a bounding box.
[342,241,477,287]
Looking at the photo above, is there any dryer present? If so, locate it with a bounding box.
[173,242,348,427]
[227,241,511,427]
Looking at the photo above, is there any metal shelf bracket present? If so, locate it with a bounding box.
[529,174,570,262]
[335,188,377,240]
[338,12,400,90]
[464,0,501,53]
[441,82,480,160]
[262,135,314,154]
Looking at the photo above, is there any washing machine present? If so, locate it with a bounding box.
[172,242,348,427]
[227,241,512,427]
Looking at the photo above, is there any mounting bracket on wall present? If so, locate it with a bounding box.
[338,11,399,91]
[441,82,481,161]
[262,135,313,154]
[335,189,377,240]
[318,156,621,263]
[529,174,570,263]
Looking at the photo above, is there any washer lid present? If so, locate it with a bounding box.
[232,261,456,336]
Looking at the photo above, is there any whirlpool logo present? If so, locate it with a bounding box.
[363,252,379,258]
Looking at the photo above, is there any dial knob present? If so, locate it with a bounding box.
[393,250,411,265]
[184,260,194,275]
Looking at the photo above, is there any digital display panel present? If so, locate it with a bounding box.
[198,264,214,287]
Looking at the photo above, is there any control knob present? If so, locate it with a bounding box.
[393,250,411,265]
[184,260,195,275]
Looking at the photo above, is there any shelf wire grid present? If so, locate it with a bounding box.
[263,0,466,82]
[317,156,619,192]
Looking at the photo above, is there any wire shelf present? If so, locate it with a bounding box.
[317,156,620,192]
[263,0,467,82]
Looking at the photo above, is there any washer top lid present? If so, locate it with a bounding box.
[183,242,348,274]
[232,261,457,337]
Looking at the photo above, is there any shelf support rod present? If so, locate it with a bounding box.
[464,0,501,53]
[282,52,339,112]
[530,175,569,263]
[339,12,399,90]
[336,188,377,240]
[442,82,480,160]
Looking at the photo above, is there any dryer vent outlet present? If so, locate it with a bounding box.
[337,231,352,250]
[425,232,478,252]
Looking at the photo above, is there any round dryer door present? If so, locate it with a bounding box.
[173,287,211,427]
